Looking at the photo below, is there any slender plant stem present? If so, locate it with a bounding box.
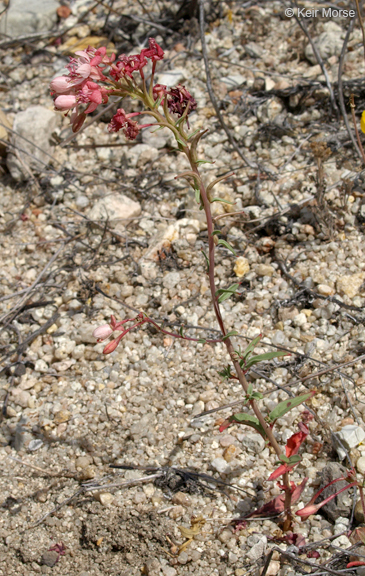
[350,94,365,165]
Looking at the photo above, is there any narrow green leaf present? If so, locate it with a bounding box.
[267,391,316,424]
[179,326,184,337]
[198,338,207,344]
[221,330,238,340]
[216,283,240,296]
[229,413,267,439]
[195,159,214,165]
[187,128,201,140]
[210,197,235,205]
[212,230,221,236]
[242,335,262,360]
[153,96,164,108]
[217,239,236,255]
[245,350,288,369]
[195,187,201,204]
[201,249,209,273]
[216,283,239,303]
[175,137,186,147]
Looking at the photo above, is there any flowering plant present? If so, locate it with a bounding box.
[50,38,363,534]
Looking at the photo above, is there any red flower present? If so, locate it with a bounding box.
[141,38,164,62]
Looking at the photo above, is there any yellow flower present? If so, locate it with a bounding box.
[361,111,365,134]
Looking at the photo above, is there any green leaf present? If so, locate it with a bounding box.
[212,230,221,236]
[229,413,267,439]
[175,137,186,147]
[218,365,233,380]
[179,326,184,337]
[216,283,239,303]
[198,338,207,344]
[221,330,238,340]
[244,350,288,369]
[153,96,164,109]
[217,239,236,255]
[201,249,209,273]
[195,159,214,165]
[195,187,201,204]
[210,198,235,205]
[267,391,316,424]
[187,128,201,140]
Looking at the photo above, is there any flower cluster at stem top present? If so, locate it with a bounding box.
[50,38,197,135]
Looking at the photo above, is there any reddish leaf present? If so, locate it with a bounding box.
[268,425,308,481]
[240,478,308,519]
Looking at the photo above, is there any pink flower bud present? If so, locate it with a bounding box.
[92,324,113,340]
[54,94,77,111]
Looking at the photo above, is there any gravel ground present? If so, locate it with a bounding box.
[1,1,365,575]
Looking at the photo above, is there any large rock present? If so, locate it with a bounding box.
[316,462,353,522]
[7,106,60,181]
[87,194,141,230]
[0,0,59,38]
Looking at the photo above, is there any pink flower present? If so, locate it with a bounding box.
[66,46,113,85]
[77,80,110,114]
[108,108,140,139]
[93,324,114,341]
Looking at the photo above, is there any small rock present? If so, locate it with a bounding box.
[163,271,181,290]
[28,439,43,451]
[41,550,59,567]
[95,492,114,506]
[255,264,274,277]
[336,272,365,298]
[169,505,184,520]
[335,425,365,459]
[54,410,71,425]
[256,98,283,123]
[75,455,93,469]
[177,551,189,565]
[211,457,231,474]
[172,492,191,507]
[88,193,141,229]
[223,445,236,462]
[357,457,365,475]
[220,435,236,447]
[246,535,267,561]
[34,359,49,373]
[244,42,264,58]
[265,560,280,576]
[52,359,75,372]
[234,257,250,278]
[162,566,177,576]
[240,433,265,453]
[293,312,307,327]
[317,284,334,296]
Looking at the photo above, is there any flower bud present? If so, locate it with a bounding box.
[92,325,113,340]
[54,94,77,111]
[50,76,72,94]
